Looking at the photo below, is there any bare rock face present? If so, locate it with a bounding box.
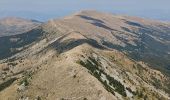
[0,11,170,100]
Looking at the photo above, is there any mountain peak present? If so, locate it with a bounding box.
[76,10,104,15]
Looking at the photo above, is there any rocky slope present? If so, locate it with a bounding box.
[0,11,170,100]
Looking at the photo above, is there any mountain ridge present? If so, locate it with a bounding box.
[0,11,170,100]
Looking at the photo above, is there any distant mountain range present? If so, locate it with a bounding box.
[0,11,170,100]
[0,17,41,37]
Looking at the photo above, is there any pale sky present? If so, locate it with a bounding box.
[0,0,170,21]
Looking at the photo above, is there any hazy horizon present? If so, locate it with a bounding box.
[0,0,170,21]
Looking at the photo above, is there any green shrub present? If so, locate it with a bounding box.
[19,77,29,86]
[77,57,126,97]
